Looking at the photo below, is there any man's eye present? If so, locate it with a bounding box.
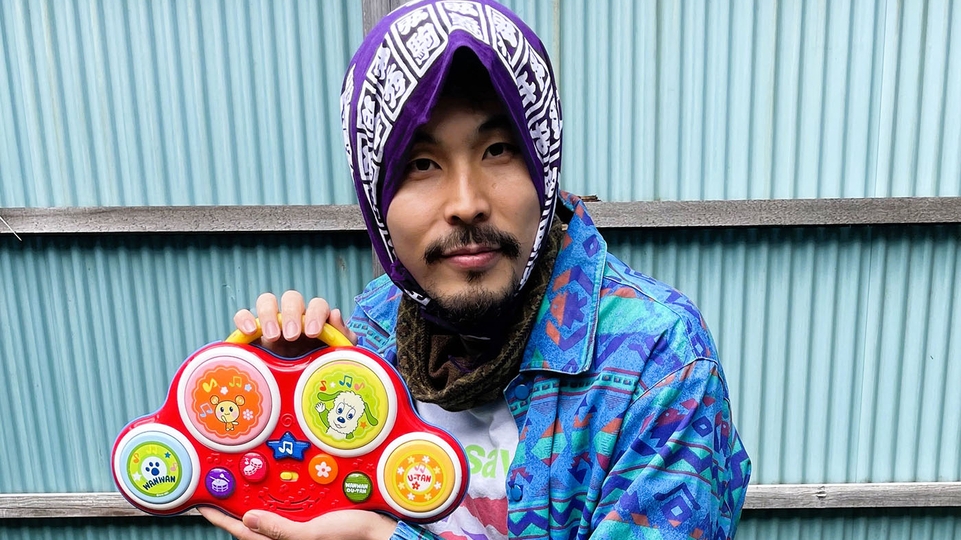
[408,158,435,172]
[485,142,515,158]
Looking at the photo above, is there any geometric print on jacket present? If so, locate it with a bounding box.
[349,192,751,540]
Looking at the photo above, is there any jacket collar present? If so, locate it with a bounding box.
[519,192,603,375]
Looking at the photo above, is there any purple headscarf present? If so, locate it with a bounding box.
[340,0,562,310]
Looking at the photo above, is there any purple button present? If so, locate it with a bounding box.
[205,467,236,499]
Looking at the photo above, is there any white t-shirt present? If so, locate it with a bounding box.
[415,399,518,540]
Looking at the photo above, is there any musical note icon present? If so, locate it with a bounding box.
[199,403,214,418]
[229,376,243,388]
[338,375,352,388]
[202,378,219,393]
[318,380,327,391]
[267,432,310,460]
[132,452,140,464]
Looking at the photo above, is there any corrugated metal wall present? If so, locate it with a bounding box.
[1,0,960,538]
[0,0,364,206]
[607,225,961,484]
[559,0,961,201]
[0,233,373,493]
[0,517,231,540]
[7,0,957,207]
[737,509,961,540]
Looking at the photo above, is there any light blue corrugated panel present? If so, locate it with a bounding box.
[0,0,364,207]
[0,518,233,539]
[2,227,959,494]
[604,225,961,484]
[558,0,961,200]
[0,233,373,494]
[4,0,958,206]
[737,510,961,540]
[2,2,961,539]
[0,512,958,540]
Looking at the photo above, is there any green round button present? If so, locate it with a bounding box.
[342,472,372,503]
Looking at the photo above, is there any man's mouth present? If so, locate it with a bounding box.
[441,245,502,272]
[423,226,521,265]
[442,244,500,258]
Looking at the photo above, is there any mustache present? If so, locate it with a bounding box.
[423,225,521,265]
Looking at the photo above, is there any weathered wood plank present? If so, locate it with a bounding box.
[0,492,196,519]
[1,198,959,237]
[743,482,961,510]
[2,482,960,518]
[0,205,367,235]
[585,197,961,228]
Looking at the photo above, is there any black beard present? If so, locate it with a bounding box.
[421,224,524,330]
[428,272,521,330]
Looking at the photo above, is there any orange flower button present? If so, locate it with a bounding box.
[308,453,338,485]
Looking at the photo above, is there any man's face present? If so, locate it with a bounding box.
[385,95,540,325]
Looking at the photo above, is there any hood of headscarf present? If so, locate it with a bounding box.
[340,0,562,315]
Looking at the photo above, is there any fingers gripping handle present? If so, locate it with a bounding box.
[224,316,352,347]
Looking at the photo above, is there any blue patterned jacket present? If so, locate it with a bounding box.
[348,192,751,540]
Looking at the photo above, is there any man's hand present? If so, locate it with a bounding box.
[199,507,397,540]
[233,291,358,357]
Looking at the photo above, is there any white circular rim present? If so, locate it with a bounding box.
[176,344,281,453]
[376,431,464,520]
[113,423,201,511]
[293,349,398,457]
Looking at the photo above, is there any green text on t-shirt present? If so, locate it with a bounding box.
[465,445,511,479]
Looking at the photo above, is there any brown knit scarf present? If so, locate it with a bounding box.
[395,218,564,411]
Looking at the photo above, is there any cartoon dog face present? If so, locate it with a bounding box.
[141,457,167,481]
[326,391,366,439]
[210,395,245,430]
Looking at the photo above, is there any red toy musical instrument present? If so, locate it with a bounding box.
[111,322,467,523]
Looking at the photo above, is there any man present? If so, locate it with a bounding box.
[201,1,751,539]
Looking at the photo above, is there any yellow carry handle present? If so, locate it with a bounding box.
[225,315,352,347]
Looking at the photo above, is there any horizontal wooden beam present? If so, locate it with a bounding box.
[0,205,367,235]
[587,197,961,228]
[742,482,961,510]
[0,492,195,519]
[1,197,959,237]
[1,482,959,519]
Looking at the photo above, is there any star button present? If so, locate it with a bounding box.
[267,431,311,460]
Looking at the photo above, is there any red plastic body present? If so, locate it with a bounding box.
[111,342,468,523]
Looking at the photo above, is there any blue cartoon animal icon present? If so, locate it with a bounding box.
[314,390,378,440]
[141,457,166,481]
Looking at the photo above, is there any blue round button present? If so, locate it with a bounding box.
[508,484,523,501]
[513,384,530,400]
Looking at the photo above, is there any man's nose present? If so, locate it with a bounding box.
[445,164,491,225]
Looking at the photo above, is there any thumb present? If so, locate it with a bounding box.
[243,510,308,540]
[329,308,359,345]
